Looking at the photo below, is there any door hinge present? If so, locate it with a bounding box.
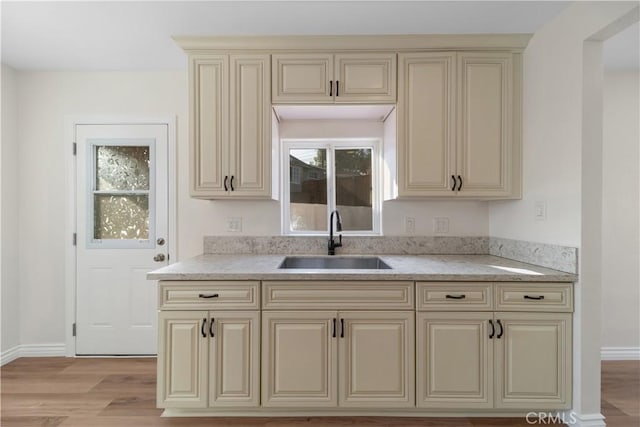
[72,323,76,337]
[73,233,77,246]
[72,142,77,155]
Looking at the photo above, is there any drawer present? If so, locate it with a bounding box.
[262,281,414,310]
[495,283,573,312]
[416,282,493,311]
[159,281,259,310]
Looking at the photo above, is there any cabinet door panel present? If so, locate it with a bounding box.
[262,311,337,407]
[457,52,512,196]
[272,54,333,103]
[209,311,260,407]
[397,53,456,196]
[191,56,228,197]
[229,55,271,197]
[157,311,208,408]
[417,312,493,408]
[339,311,414,407]
[335,53,396,103]
[495,312,572,409]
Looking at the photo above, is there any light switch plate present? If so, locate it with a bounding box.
[227,217,242,232]
[405,217,415,234]
[534,201,547,221]
[434,217,450,234]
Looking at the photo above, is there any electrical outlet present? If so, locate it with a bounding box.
[405,217,415,234]
[434,217,450,234]
[534,201,547,221]
[227,217,242,232]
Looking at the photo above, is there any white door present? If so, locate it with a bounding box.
[75,124,168,355]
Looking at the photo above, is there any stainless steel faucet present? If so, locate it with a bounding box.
[328,210,343,255]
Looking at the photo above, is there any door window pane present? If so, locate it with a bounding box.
[335,149,373,231]
[96,146,149,191]
[94,195,149,240]
[289,148,327,231]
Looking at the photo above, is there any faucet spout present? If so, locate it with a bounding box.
[328,210,343,255]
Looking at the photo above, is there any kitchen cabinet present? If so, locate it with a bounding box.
[157,282,260,409]
[397,52,521,199]
[272,53,396,104]
[416,282,572,410]
[261,310,414,408]
[189,54,272,199]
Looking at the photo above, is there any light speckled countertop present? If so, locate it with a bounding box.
[148,254,576,282]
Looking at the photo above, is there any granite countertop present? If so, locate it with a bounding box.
[147,254,577,282]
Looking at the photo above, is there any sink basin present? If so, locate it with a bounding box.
[278,256,391,270]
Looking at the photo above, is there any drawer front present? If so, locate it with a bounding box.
[495,283,573,312]
[262,281,414,310]
[159,281,259,310]
[416,282,493,311]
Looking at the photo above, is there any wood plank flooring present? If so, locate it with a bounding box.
[1,358,637,426]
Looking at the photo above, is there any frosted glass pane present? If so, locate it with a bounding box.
[335,149,373,231]
[289,149,327,231]
[94,195,149,240]
[96,146,149,191]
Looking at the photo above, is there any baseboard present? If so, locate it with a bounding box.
[601,346,640,360]
[1,343,66,366]
[565,412,606,427]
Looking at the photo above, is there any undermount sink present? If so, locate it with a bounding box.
[278,256,391,270]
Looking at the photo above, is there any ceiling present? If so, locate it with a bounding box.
[0,1,636,71]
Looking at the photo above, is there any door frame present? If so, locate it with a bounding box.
[64,115,177,357]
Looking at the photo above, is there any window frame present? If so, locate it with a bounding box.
[281,138,382,236]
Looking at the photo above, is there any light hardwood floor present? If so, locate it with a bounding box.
[1,358,637,427]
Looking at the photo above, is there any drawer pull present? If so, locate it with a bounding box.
[332,318,337,338]
[524,295,545,300]
[488,319,495,339]
[198,293,219,299]
[201,318,207,338]
[210,318,215,338]
[496,319,504,339]
[445,294,466,300]
[340,318,345,338]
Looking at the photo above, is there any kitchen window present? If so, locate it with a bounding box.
[282,139,381,235]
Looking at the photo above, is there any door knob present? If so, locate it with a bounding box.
[153,254,166,262]
[157,237,165,246]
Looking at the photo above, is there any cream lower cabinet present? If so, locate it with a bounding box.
[262,310,414,408]
[157,310,260,408]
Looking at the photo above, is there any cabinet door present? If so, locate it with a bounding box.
[494,312,572,409]
[157,311,208,408]
[272,54,333,103]
[457,52,512,197]
[209,311,260,407]
[416,312,493,409]
[190,55,229,198]
[262,311,338,407]
[339,311,414,407]
[397,53,456,197]
[334,53,396,103]
[228,55,272,198]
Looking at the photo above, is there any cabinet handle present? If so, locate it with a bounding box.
[332,318,337,338]
[210,318,215,338]
[201,318,207,338]
[223,175,228,191]
[497,319,504,339]
[329,80,333,97]
[524,295,545,300]
[451,175,456,191]
[457,175,463,191]
[445,294,466,300]
[489,319,495,339]
[230,175,235,191]
[336,80,339,97]
[340,318,345,338]
[198,293,219,299]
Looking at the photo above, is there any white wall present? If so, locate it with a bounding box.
[601,71,640,350]
[1,64,21,353]
[487,1,639,421]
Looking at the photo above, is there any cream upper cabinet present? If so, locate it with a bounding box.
[494,312,572,409]
[190,54,272,199]
[397,51,521,199]
[261,311,338,407]
[417,312,493,409]
[339,311,414,408]
[272,53,396,104]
